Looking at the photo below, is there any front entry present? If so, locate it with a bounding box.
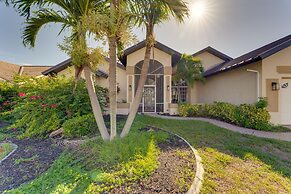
[143,86,156,112]
[281,79,291,125]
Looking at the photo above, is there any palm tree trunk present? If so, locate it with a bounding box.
[83,65,110,141]
[108,37,117,140]
[121,27,153,138]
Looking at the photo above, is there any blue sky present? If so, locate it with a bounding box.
[0,0,291,66]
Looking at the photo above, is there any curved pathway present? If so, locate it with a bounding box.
[146,114,291,142]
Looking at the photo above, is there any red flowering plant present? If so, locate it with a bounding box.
[8,75,108,138]
[0,82,20,115]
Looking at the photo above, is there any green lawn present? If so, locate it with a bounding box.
[0,143,14,160]
[137,115,291,193]
[3,115,291,193]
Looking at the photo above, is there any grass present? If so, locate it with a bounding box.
[137,115,291,193]
[3,115,291,193]
[5,119,169,194]
[0,143,14,160]
[14,155,38,165]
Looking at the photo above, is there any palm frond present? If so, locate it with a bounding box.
[23,8,72,47]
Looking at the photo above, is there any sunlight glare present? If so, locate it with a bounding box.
[190,1,207,20]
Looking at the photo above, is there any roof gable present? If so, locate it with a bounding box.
[193,46,233,62]
[119,40,182,67]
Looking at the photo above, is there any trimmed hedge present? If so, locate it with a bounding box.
[178,101,272,131]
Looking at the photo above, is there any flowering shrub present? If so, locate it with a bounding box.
[1,75,108,138]
[0,82,19,113]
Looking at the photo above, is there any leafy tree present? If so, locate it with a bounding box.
[173,54,205,103]
[120,0,189,137]
[7,0,111,140]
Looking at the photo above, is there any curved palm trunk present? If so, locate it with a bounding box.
[84,65,110,141]
[121,28,153,138]
[109,37,117,140]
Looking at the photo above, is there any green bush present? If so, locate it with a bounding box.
[178,101,272,131]
[207,102,237,123]
[0,82,19,113]
[63,114,97,138]
[178,104,201,117]
[235,104,271,131]
[3,75,108,138]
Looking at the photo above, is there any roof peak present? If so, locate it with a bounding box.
[193,46,233,62]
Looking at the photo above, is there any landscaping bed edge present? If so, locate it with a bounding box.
[148,125,204,194]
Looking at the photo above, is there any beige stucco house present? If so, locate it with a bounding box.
[0,61,52,82]
[43,35,291,125]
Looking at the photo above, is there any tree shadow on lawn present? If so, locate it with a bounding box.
[138,115,291,178]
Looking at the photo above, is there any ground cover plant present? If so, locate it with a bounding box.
[0,76,108,138]
[178,100,291,132]
[139,115,291,193]
[4,120,172,194]
[0,143,14,160]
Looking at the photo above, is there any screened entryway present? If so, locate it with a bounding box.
[135,60,164,113]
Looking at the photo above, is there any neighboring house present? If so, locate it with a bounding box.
[43,35,291,125]
[0,61,52,81]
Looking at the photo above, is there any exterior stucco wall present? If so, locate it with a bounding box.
[127,47,172,68]
[194,52,225,71]
[262,46,291,124]
[57,63,127,102]
[96,63,127,103]
[196,62,262,105]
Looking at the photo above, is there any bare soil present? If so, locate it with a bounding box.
[110,128,196,194]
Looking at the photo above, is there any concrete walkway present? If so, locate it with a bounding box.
[146,114,291,142]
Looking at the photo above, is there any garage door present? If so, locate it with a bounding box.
[281,79,291,125]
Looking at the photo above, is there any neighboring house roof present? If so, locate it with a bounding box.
[204,34,291,77]
[193,46,233,62]
[0,61,51,81]
[42,57,125,76]
[119,40,182,67]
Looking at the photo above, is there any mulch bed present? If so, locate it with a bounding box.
[0,122,63,193]
[110,127,196,194]
[0,120,196,193]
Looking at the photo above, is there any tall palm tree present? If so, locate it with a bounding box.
[120,0,189,137]
[11,0,111,140]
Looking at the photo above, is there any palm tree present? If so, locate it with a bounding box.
[120,0,189,137]
[79,0,132,140]
[173,54,205,103]
[11,0,110,140]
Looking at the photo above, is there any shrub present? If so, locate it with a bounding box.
[4,75,108,138]
[178,101,272,131]
[207,102,237,123]
[63,114,97,138]
[235,104,271,131]
[178,104,201,117]
[256,97,268,109]
[0,82,19,113]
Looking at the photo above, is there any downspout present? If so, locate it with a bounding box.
[247,69,260,101]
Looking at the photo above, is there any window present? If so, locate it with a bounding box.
[171,81,188,103]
